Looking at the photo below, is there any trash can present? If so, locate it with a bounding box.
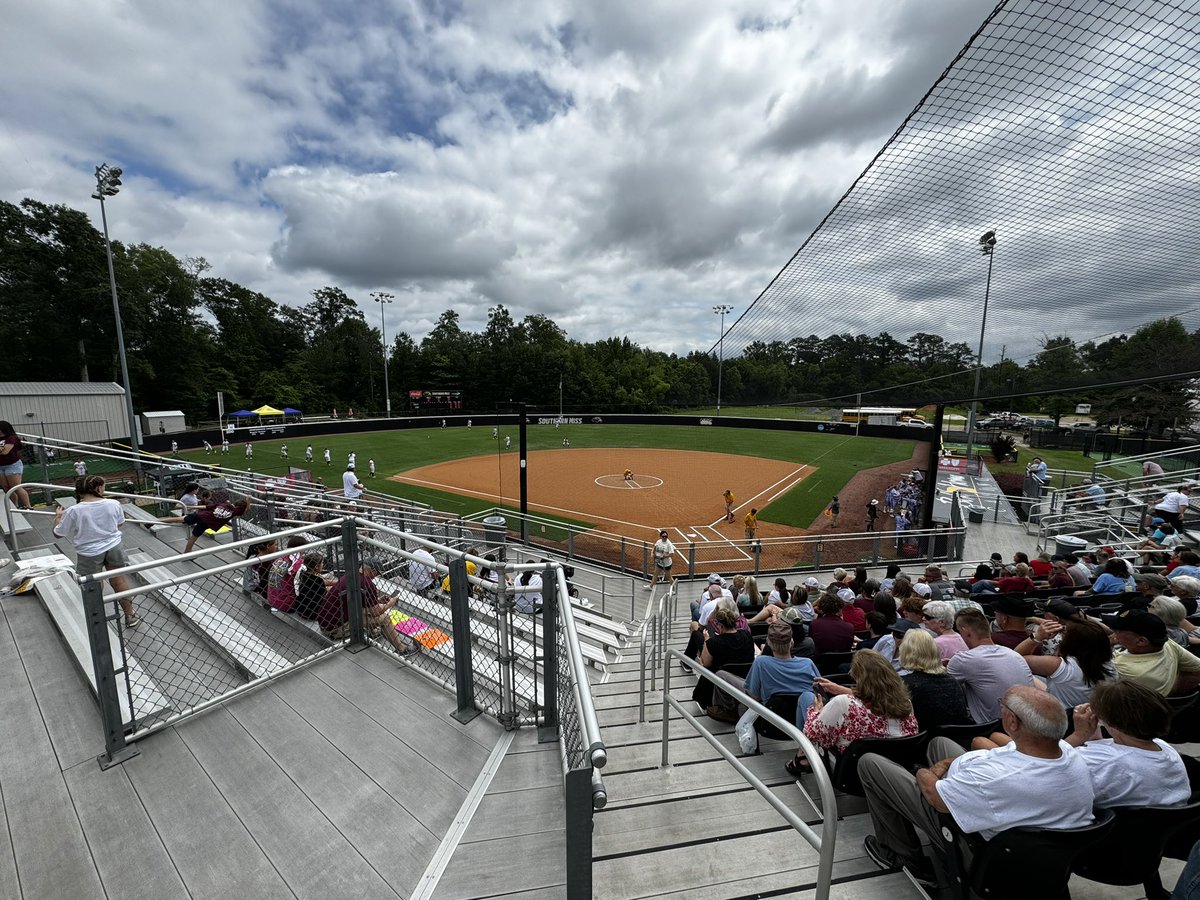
[483,515,508,560]
[968,507,985,524]
[1054,534,1088,556]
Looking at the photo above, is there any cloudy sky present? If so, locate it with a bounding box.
[0,0,1007,356]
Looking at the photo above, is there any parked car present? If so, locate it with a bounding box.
[1028,418,1056,429]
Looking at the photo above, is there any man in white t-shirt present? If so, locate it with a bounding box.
[408,547,438,594]
[1154,484,1193,531]
[947,609,1033,723]
[859,686,1095,886]
[342,465,364,502]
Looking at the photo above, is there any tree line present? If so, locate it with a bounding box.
[2,197,1196,429]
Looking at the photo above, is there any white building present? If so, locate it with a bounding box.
[142,410,187,435]
[0,382,130,445]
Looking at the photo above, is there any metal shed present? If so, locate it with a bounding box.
[0,382,130,445]
[141,410,187,435]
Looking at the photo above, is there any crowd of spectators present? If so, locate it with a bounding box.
[677,482,1200,891]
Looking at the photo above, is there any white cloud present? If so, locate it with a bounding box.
[1,0,1004,355]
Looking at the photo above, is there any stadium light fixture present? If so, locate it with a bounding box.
[965,229,998,467]
[93,163,142,479]
[713,305,734,415]
[371,291,395,417]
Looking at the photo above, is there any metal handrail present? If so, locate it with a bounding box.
[3,483,189,557]
[638,580,675,723]
[556,567,608,773]
[662,650,837,900]
[1092,442,1200,473]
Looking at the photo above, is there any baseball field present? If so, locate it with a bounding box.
[172,423,918,539]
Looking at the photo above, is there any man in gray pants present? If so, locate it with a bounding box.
[859,686,1095,887]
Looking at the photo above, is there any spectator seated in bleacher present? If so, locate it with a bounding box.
[513,568,542,614]
[265,535,308,611]
[855,612,889,651]
[839,588,867,631]
[1107,609,1200,696]
[859,686,1095,888]
[1029,550,1054,580]
[1014,619,1115,707]
[1171,575,1200,616]
[808,592,855,655]
[872,617,919,672]
[974,680,1190,809]
[961,562,999,595]
[440,555,478,593]
[407,546,439,595]
[899,628,971,731]
[991,562,1036,595]
[1148,595,1197,648]
[1139,524,1184,567]
[739,574,763,608]
[707,620,818,724]
[1048,556,1077,590]
[920,565,957,603]
[786,649,918,776]
[316,556,417,655]
[990,594,1034,649]
[872,592,898,627]
[919,601,968,663]
[692,606,754,706]
[242,538,277,597]
[294,552,334,620]
[947,609,1034,723]
[1077,557,1136,597]
[691,574,732,622]
[1171,551,1200,581]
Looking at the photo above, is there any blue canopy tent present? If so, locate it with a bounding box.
[230,410,255,417]
[282,407,302,415]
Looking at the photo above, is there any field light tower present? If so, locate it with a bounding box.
[713,304,734,415]
[93,163,142,478]
[371,291,395,417]
[965,229,998,467]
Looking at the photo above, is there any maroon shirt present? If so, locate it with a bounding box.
[809,615,855,654]
[0,433,20,465]
[316,573,382,631]
[991,629,1030,650]
[994,576,1036,594]
[192,499,248,531]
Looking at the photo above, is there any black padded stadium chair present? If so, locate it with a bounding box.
[941,808,1115,900]
[814,651,853,675]
[825,732,929,797]
[1072,798,1200,900]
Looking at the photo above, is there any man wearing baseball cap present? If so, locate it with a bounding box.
[1108,609,1200,696]
[709,620,820,723]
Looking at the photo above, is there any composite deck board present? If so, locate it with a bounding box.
[269,667,470,833]
[226,685,440,895]
[431,830,567,899]
[0,598,107,900]
[176,707,402,899]
[0,782,19,900]
[309,652,497,786]
[460,784,564,842]
[61,758,190,900]
[124,727,297,899]
[3,583,106,769]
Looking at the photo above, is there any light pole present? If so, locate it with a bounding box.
[370,291,394,417]
[965,230,997,468]
[713,304,733,415]
[92,163,142,480]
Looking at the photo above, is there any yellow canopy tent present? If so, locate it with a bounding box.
[253,405,285,416]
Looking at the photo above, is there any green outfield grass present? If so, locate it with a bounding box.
[173,425,916,528]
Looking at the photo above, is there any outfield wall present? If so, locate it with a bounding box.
[138,413,936,454]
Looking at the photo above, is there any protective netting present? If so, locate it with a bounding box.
[719,0,1200,405]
